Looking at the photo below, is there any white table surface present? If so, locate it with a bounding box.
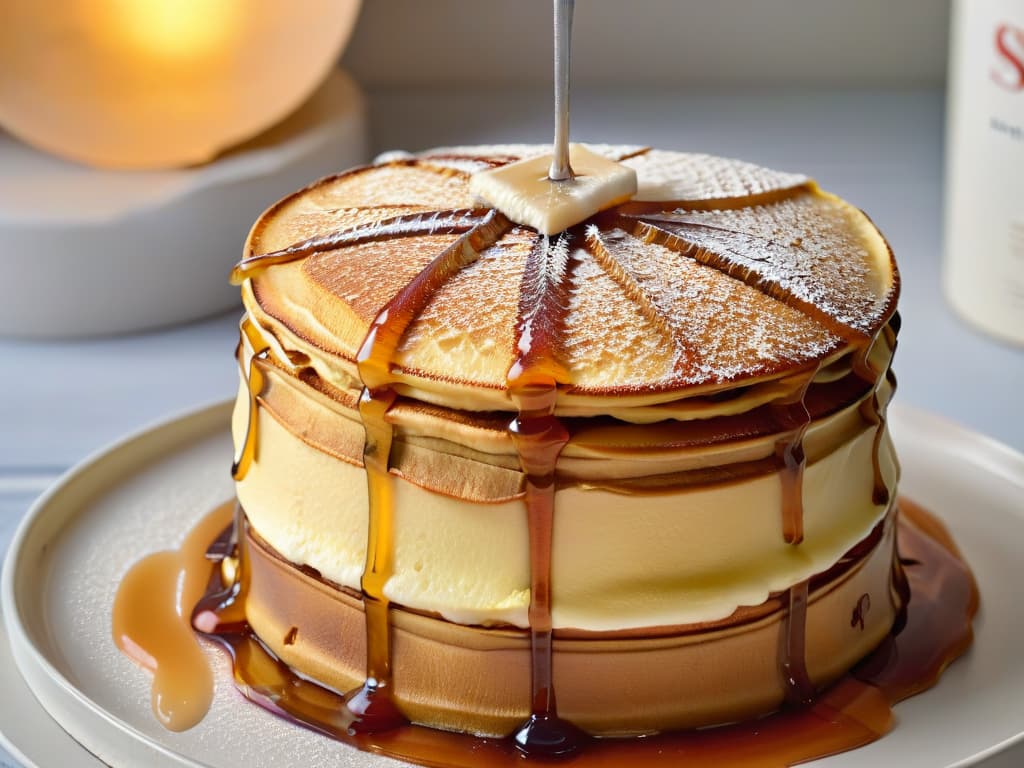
[0,84,1022,766]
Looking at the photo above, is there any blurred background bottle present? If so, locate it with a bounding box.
[944,0,1024,345]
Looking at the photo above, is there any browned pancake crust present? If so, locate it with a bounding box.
[232,147,898,409]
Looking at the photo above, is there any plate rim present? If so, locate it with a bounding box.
[1,399,233,768]
[0,598,109,768]
[2,399,1023,768]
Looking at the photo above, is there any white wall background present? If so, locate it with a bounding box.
[342,0,951,86]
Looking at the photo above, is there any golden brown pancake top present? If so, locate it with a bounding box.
[233,146,898,409]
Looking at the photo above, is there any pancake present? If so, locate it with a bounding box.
[223,145,902,739]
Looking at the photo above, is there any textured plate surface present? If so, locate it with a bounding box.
[1,401,1023,767]
[0,601,105,767]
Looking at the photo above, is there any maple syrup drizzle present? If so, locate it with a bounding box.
[348,209,509,730]
[772,306,899,707]
[771,364,821,706]
[855,500,979,700]
[344,385,405,730]
[506,233,586,756]
[231,318,272,481]
[771,366,820,546]
[851,336,891,507]
[192,503,250,635]
[627,209,900,515]
[779,579,815,705]
[229,217,900,754]
[230,208,487,284]
[112,501,234,731]
[177,497,975,767]
[119,132,926,762]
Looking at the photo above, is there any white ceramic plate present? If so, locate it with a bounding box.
[1,402,1022,767]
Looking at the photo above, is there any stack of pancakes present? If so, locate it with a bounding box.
[228,145,901,737]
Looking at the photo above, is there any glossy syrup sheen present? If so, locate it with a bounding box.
[344,209,510,731]
[170,497,974,767]
[112,500,235,731]
[227,182,898,757]
[118,148,918,762]
[504,233,587,756]
[127,220,907,762]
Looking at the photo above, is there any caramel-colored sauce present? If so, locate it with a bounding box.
[771,366,820,546]
[230,206,488,284]
[343,209,510,730]
[854,499,978,702]
[345,386,404,731]
[505,234,586,756]
[113,159,928,761]
[508,390,585,756]
[192,504,249,634]
[621,203,898,516]
[111,501,234,731]
[779,579,815,706]
[232,316,286,482]
[175,497,975,767]
[851,336,891,507]
[771,364,822,706]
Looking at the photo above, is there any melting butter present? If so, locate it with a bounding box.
[470,144,637,235]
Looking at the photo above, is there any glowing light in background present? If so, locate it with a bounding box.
[0,0,362,168]
[107,0,242,60]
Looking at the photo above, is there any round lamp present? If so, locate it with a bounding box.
[0,0,362,169]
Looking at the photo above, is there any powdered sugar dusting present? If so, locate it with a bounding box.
[591,228,841,385]
[396,229,536,386]
[306,164,474,210]
[564,248,681,390]
[624,150,808,202]
[635,193,894,334]
[244,148,897,398]
[586,224,688,365]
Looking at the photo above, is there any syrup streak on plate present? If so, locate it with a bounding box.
[0,402,1021,767]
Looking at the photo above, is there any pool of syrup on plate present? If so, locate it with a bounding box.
[113,496,977,767]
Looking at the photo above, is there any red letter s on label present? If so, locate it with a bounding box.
[992,23,1024,91]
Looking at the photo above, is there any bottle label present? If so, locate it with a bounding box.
[945,0,1024,342]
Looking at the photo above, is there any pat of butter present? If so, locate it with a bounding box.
[469,144,638,235]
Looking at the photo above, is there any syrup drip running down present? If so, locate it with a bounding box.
[180,497,976,768]
[347,209,509,730]
[770,333,894,708]
[345,387,404,730]
[620,211,897,549]
[584,185,902,719]
[506,233,586,756]
[231,315,308,484]
[771,365,821,546]
[232,318,271,482]
[771,364,821,704]
[858,321,901,507]
[851,336,890,507]
[779,580,815,706]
